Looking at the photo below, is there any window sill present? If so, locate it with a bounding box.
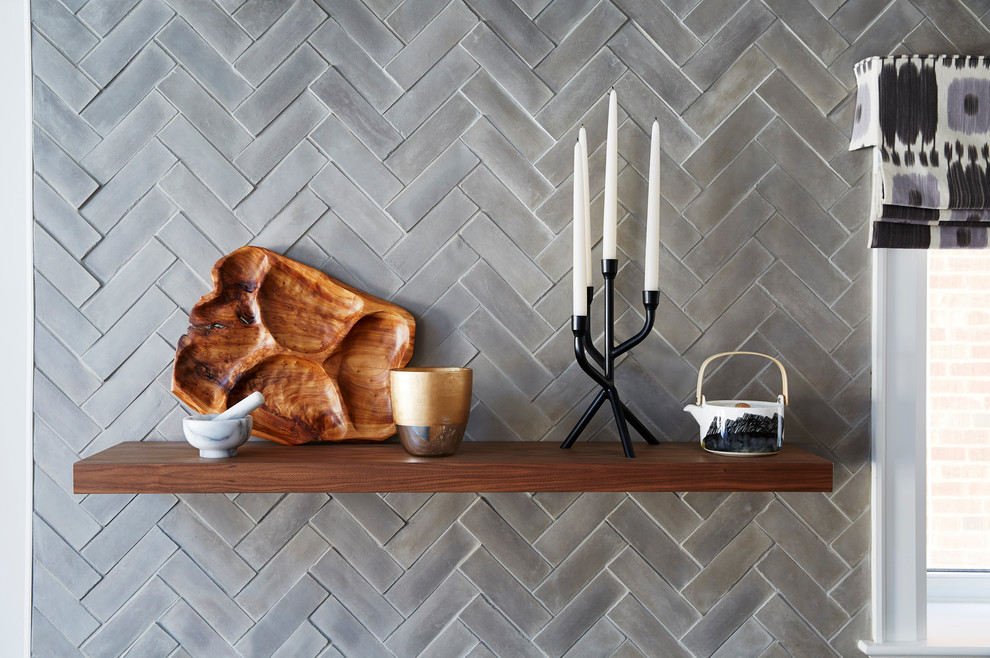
[859,602,990,657]
[859,641,990,657]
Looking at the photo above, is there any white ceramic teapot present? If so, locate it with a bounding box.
[683,352,788,456]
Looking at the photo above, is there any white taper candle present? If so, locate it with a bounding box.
[573,140,588,316]
[603,89,618,260]
[578,126,592,287]
[645,119,661,291]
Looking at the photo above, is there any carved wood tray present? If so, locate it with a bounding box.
[171,247,415,444]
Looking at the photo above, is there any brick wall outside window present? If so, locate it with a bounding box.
[928,250,990,570]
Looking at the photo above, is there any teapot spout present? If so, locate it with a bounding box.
[683,404,704,423]
[684,400,715,434]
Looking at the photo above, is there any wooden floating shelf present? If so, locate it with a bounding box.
[73,441,833,494]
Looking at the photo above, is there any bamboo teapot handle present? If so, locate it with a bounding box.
[696,352,788,406]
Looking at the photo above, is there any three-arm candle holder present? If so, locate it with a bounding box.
[561,259,660,458]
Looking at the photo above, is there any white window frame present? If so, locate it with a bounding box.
[860,249,990,657]
[928,572,990,602]
[0,1,32,656]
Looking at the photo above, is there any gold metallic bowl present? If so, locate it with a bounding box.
[389,367,472,457]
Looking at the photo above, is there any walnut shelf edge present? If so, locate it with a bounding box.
[73,441,833,493]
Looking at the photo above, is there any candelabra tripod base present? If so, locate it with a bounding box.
[561,276,661,458]
[560,386,659,458]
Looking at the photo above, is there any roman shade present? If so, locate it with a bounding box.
[850,55,990,248]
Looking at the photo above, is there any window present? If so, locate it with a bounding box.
[862,250,990,656]
[925,250,990,646]
[927,249,990,574]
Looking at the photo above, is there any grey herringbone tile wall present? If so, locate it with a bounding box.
[31,1,980,655]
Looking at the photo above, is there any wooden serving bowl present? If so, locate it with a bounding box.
[172,247,416,444]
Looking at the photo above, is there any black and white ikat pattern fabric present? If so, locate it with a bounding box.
[851,55,990,248]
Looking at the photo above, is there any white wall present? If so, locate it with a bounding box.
[0,0,33,656]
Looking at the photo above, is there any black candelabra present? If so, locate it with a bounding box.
[560,260,660,458]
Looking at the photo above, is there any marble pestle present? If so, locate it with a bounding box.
[213,392,265,421]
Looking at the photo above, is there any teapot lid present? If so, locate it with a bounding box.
[703,398,784,409]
